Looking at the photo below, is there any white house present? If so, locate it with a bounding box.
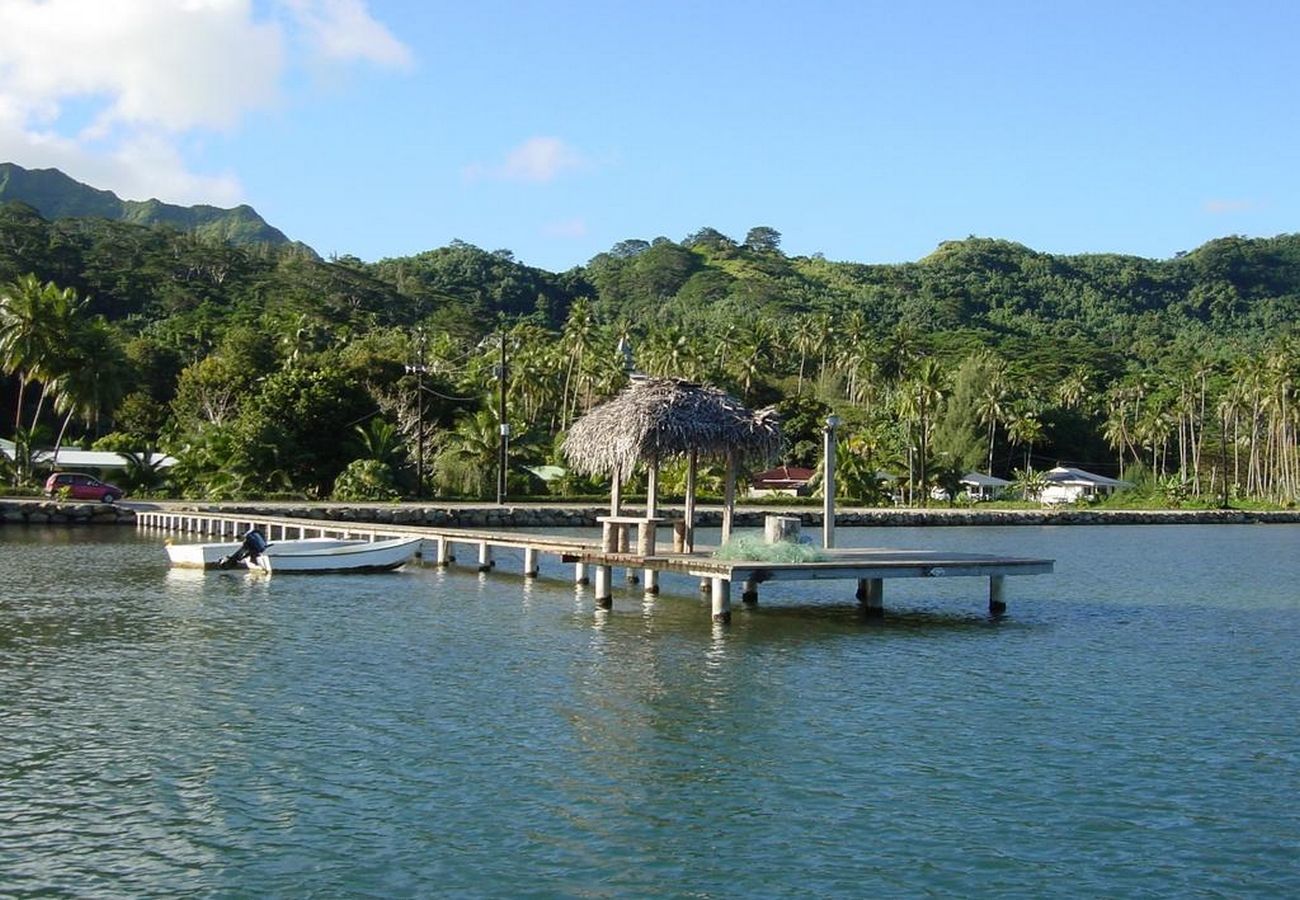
[1040,466,1132,504]
[0,440,175,471]
[959,472,1012,501]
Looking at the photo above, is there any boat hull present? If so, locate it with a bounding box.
[251,537,424,574]
[164,537,401,570]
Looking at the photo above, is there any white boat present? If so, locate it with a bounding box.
[165,536,422,573]
[252,536,424,574]
[165,537,358,569]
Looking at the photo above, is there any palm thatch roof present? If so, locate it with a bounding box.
[562,377,782,477]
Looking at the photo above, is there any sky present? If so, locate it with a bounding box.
[1,0,1298,273]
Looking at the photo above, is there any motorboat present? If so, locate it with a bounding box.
[252,536,424,574]
[165,533,423,573]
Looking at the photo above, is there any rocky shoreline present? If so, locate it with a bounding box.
[3,498,1298,528]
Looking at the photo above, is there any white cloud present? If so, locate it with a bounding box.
[284,0,413,68]
[464,137,587,184]
[543,217,588,239]
[0,0,411,205]
[1203,198,1257,215]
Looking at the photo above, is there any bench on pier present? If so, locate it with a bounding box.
[596,515,689,557]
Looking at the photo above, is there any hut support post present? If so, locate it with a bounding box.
[610,466,622,516]
[722,452,736,544]
[711,577,731,623]
[646,457,659,518]
[989,575,1007,615]
[683,448,698,552]
[857,578,884,617]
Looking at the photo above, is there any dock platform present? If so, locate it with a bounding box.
[137,508,1054,622]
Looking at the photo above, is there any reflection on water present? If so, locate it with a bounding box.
[1,524,1298,895]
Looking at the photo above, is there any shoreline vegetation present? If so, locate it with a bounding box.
[3,498,1298,528]
[2,174,1298,510]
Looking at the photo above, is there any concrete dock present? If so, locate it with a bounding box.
[136,508,1054,622]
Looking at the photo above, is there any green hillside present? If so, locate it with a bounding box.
[0,162,299,249]
[1,191,1296,506]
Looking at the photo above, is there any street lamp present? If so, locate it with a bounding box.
[823,414,841,549]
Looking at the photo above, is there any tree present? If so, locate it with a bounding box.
[52,317,130,453]
[0,274,85,434]
[743,226,782,254]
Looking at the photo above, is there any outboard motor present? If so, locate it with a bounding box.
[218,528,270,568]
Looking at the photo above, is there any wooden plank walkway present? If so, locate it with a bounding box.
[138,509,1054,622]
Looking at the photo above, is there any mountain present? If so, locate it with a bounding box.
[0,162,300,250]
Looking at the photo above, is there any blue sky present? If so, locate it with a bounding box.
[1,1,1297,272]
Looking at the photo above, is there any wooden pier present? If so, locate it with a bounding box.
[137,509,1054,622]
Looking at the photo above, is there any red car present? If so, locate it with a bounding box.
[44,472,125,503]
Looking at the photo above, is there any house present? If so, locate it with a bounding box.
[1040,466,1132,504]
[0,440,176,471]
[959,472,1012,501]
[750,465,815,498]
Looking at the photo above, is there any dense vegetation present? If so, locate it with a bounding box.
[1,196,1297,506]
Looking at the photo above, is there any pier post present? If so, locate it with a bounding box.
[595,566,613,609]
[742,576,759,605]
[711,577,731,624]
[574,562,588,585]
[857,578,884,617]
[989,575,1006,615]
[524,547,539,578]
[644,569,659,594]
[477,541,493,572]
[434,537,451,566]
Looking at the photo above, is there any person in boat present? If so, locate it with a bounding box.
[218,528,269,568]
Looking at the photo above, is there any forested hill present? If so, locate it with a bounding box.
[0,163,298,250]
[2,197,1298,503]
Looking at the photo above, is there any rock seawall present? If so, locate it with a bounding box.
[4,499,1298,528]
[1,500,136,524]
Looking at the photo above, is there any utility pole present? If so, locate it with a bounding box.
[405,329,429,500]
[496,319,509,505]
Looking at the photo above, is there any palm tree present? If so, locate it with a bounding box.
[51,318,130,456]
[560,299,598,428]
[1012,467,1048,503]
[974,357,1010,474]
[789,314,819,395]
[434,409,500,498]
[1007,407,1044,474]
[0,275,85,434]
[897,358,946,505]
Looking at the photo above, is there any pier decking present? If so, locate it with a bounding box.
[137,508,1054,622]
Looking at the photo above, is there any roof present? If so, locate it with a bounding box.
[562,377,782,477]
[960,472,1012,487]
[1,444,176,469]
[1044,466,1131,488]
[752,465,814,487]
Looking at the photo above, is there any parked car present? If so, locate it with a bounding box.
[44,472,125,503]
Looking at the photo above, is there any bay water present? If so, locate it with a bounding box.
[1,523,1298,897]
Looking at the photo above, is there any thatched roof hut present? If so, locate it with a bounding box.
[563,377,782,550]
[562,377,782,478]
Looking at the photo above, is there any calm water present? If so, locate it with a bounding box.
[1,522,1298,897]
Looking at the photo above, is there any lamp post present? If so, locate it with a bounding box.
[405,330,429,500]
[823,413,841,549]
